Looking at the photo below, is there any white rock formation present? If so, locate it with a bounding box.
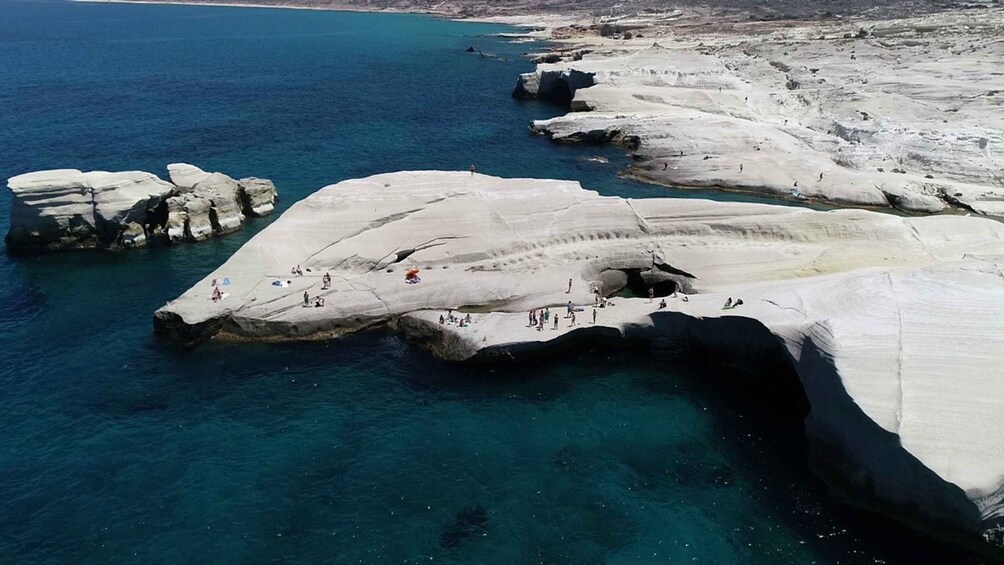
[167,162,211,191]
[5,169,175,250]
[6,164,278,251]
[156,171,1004,555]
[237,178,278,217]
[516,8,1004,217]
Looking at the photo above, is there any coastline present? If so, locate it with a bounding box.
[70,0,439,15]
[153,170,1004,559]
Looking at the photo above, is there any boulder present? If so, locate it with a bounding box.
[6,164,279,251]
[238,177,278,217]
[191,172,244,234]
[179,193,214,241]
[167,162,211,191]
[5,169,174,251]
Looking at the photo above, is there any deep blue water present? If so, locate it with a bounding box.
[0,1,981,563]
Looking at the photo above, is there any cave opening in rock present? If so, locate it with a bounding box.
[548,78,574,106]
[148,200,169,233]
[612,268,678,298]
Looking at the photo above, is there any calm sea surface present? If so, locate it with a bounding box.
[0,1,982,562]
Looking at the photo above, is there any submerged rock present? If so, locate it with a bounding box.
[6,163,278,251]
[157,171,1004,558]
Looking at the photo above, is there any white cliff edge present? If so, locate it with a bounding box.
[155,171,1004,557]
[513,8,1004,217]
[5,164,278,251]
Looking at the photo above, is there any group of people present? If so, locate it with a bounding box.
[527,308,557,331]
[290,265,305,277]
[439,309,472,328]
[303,291,325,308]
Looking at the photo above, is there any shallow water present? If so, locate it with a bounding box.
[0,1,984,562]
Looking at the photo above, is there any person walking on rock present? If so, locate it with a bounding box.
[566,301,574,318]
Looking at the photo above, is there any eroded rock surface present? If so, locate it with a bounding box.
[5,169,175,251]
[6,164,278,251]
[156,171,1004,557]
[518,8,1004,217]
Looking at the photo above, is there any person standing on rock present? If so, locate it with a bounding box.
[819,172,824,181]
[569,311,577,327]
[648,287,655,303]
[553,315,559,330]
[303,291,309,307]
[739,163,743,173]
[566,301,574,318]
[470,164,476,176]
[567,278,573,294]
[592,308,597,324]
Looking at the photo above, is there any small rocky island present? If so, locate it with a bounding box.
[5,163,277,251]
[155,171,1004,558]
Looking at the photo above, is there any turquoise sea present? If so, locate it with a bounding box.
[0,1,984,562]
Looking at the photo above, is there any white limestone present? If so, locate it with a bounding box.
[6,164,279,250]
[238,177,278,217]
[155,171,1004,555]
[516,8,1004,217]
[5,169,174,250]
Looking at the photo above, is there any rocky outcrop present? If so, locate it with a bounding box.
[6,164,278,251]
[155,171,1004,558]
[237,178,278,217]
[5,169,175,251]
[512,67,595,106]
[517,9,1004,217]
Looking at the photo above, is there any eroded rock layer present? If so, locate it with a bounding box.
[5,164,278,251]
[156,171,1003,556]
[516,8,1004,217]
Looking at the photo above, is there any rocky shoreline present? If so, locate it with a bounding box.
[512,6,1004,219]
[154,170,1004,558]
[5,164,277,252]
